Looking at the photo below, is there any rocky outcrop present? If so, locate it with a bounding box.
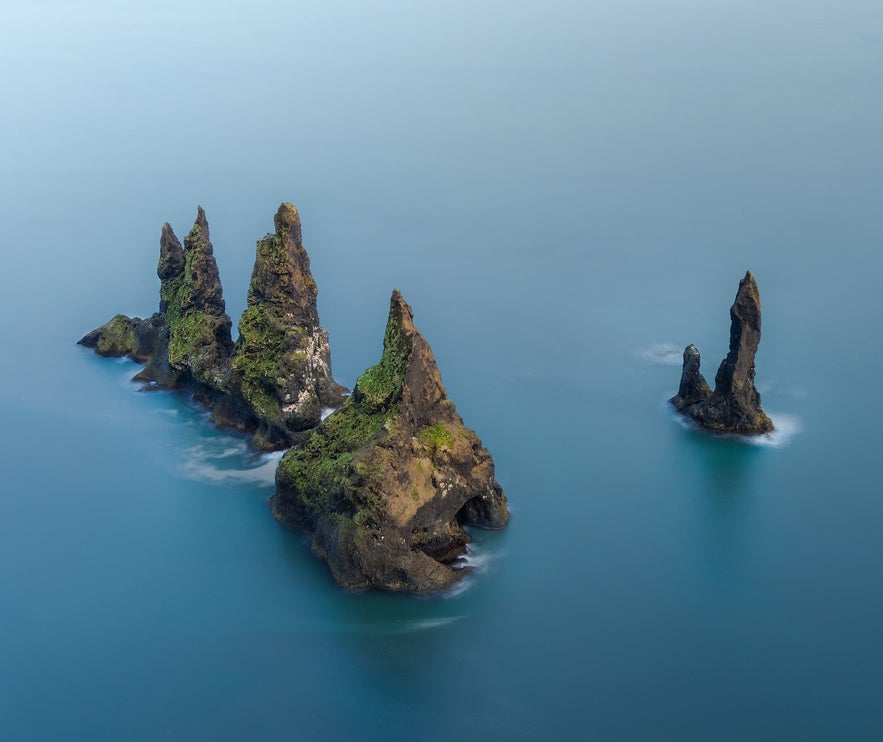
[671,271,774,434]
[78,314,143,358]
[271,290,509,593]
[78,204,346,449]
[231,203,347,449]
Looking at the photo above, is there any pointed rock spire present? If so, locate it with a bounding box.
[714,271,763,398]
[272,290,509,593]
[232,202,346,448]
[671,344,712,410]
[160,207,234,389]
[178,206,229,316]
[157,223,184,282]
[671,271,773,434]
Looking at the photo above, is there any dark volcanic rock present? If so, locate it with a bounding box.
[231,202,347,449]
[671,344,712,410]
[271,290,509,593]
[671,271,774,435]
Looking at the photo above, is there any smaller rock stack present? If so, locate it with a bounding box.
[670,271,774,435]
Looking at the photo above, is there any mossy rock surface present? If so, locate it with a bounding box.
[275,315,406,526]
[78,314,140,357]
[159,209,233,390]
[232,203,345,440]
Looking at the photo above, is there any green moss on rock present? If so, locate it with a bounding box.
[158,209,233,390]
[417,422,455,451]
[276,396,392,518]
[231,204,345,442]
[352,295,410,408]
[81,314,139,357]
[232,302,289,418]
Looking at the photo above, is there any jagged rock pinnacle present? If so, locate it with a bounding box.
[714,271,763,398]
[231,202,346,448]
[180,206,229,318]
[157,223,184,282]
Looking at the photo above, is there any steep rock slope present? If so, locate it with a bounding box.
[271,291,509,592]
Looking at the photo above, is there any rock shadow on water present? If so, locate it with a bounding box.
[667,401,769,583]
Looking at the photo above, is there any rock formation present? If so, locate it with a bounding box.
[671,271,774,434]
[80,205,510,593]
[79,204,346,449]
[271,290,509,593]
[232,203,347,449]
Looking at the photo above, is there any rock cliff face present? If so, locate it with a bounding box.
[232,203,346,449]
[671,271,774,434]
[271,290,509,593]
[78,204,345,449]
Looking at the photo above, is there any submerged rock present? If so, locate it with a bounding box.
[271,290,509,593]
[79,203,346,449]
[232,203,347,449]
[671,271,774,435]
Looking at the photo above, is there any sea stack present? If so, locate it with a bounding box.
[271,290,509,593]
[231,203,347,449]
[671,271,774,435]
[155,208,234,390]
[79,203,346,450]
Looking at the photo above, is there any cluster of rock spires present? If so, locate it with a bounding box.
[81,204,345,450]
[80,203,509,593]
[670,271,774,435]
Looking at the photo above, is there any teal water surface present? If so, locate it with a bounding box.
[2,1,882,740]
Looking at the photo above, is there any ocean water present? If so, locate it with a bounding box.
[2,1,882,739]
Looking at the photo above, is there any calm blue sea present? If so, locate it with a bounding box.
[2,1,882,739]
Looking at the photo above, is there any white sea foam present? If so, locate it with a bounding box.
[218,446,247,458]
[179,445,283,486]
[745,412,802,448]
[327,615,464,635]
[457,543,497,572]
[445,540,506,598]
[665,399,802,447]
[320,407,337,421]
[404,616,463,632]
[637,343,684,366]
